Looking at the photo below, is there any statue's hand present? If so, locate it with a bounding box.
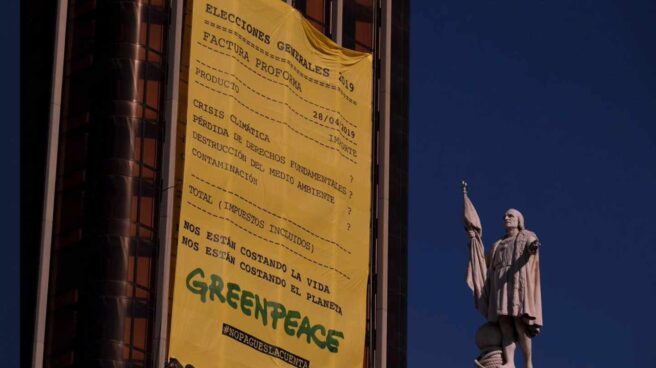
[528,240,540,254]
[467,230,476,239]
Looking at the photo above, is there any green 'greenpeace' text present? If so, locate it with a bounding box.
[186,267,345,353]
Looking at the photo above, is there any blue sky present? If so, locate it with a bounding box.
[409,0,656,366]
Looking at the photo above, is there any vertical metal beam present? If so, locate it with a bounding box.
[332,0,344,45]
[375,0,392,366]
[153,0,184,366]
[32,0,68,367]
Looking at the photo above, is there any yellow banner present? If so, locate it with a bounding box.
[169,0,372,367]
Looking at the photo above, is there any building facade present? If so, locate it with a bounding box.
[21,0,408,367]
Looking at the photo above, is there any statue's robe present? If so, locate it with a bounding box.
[486,230,543,337]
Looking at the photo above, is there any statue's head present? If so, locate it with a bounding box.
[504,208,524,231]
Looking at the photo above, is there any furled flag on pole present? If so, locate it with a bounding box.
[462,181,489,318]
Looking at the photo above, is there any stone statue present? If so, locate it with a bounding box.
[462,181,543,368]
